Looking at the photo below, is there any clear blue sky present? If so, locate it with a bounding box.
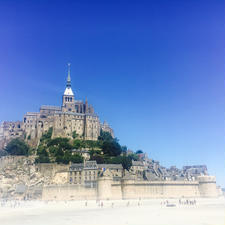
[0,0,224,187]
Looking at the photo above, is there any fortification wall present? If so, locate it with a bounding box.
[41,177,219,201]
[111,182,123,200]
[97,177,112,200]
[42,184,97,200]
[36,163,69,177]
[121,180,200,199]
[0,156,27,169]
[198,176,218,197]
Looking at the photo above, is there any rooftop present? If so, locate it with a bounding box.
[40,105,61,110]
[64,87,74,96]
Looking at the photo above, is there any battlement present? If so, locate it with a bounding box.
[197,176,216,183]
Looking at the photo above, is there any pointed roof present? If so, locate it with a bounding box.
[67,63,71,87]
[64,63,74,96]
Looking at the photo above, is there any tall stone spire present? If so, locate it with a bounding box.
[66,63,71,88]
[64,63,74,96]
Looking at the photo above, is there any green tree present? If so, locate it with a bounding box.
[40,127,53,142]
[0,150,8,157]
[71,154,84,163]
[62,150,72,164]
[89,149,101,158]
[90,154,105,164]
[97,130,122,156]
[28,148,35,156]
[128,153,139,161]
[102,140,122,156]
[98,130,113,142]
[48,145,58,155]
[121,156,132,171]
[5,138,29,156]
[72,131,78,139]
[47,137,72,150]
[85,140,100,150]
[121,146,128,155]
[73,139,82,149]
[55,155,64,164]
[35,145,50,163]
[105,156,122,164]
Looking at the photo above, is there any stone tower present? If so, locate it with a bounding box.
[197,176,218,197]
[62,63,75,112]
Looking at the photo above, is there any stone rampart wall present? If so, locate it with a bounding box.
[42,178,219,201]
[0,156,27,169]
[198,176,218,197]
[36,163,69,177]
[42,184,96,200]
[111,182,123,200]
[121,180,200,199]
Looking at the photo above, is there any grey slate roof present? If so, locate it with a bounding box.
[97,164,123,169]
[70,161,122,171]
[40,105,61,111]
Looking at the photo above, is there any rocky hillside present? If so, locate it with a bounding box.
[0,156,45,199]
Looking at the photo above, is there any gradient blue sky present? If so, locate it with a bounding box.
[0,0,224,186]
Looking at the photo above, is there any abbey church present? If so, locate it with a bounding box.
[0,65,114,148]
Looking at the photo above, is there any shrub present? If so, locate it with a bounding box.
[5,138,29,156]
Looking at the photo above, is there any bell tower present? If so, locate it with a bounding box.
[62,63,75,112]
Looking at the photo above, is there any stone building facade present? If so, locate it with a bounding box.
[69,161,123,186]
[0,65,114,148]
[0,121,24,149]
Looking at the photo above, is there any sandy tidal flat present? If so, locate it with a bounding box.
[0,198,224,225]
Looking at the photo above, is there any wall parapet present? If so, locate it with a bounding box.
[122,180,199,185]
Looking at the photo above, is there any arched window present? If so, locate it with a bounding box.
[75,105,79,113]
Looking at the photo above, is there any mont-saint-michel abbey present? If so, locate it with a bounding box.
[1,1,225,224]
[0,65,222,201]
[0,64,113,149]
